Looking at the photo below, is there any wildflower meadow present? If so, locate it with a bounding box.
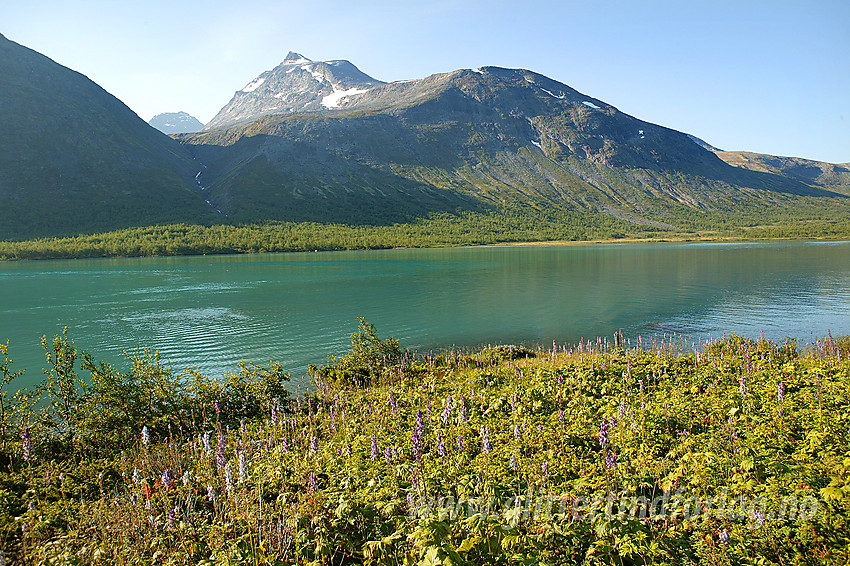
[0,321,849,565]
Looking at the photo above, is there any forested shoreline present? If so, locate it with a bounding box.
[2,208,849,261]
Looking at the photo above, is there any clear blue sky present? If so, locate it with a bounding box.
[4,0,849,163]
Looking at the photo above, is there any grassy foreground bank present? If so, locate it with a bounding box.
[1,323,849,564]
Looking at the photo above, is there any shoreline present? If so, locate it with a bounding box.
[3,229,850,262]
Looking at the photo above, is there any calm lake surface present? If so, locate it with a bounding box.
[1,241,849,390]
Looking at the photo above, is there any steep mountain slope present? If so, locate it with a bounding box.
[0,34,219,240]
[149,111,204,134]
[183,60,844,227]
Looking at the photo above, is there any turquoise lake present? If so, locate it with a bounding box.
[1,241,849,390]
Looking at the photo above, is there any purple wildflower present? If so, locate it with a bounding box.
[224,463,233,493]
[310,435,319,455]
[442,395,453,425]
[410,467,420,489]
[371,435,378,461]
[459,396,467,422]
[216,431,227,471]
[161,468,172,489]
[457,434,464,451]
[412,409,424,461]
[346,442,353,459]
[510,454,517,469]
[599,418,609,449]
[740,373,747,398]
[389,391,399,416]
[513,423,522,442]
[437,431,447,459]
[21,427,32,462]
[206,485,216,504]
[559,409,565,429]
[271,404,279,426]
[718,529,730,545]
[480,424,491,453]
[777,382,785,415]
[384,446,392,464]
[308,471,317,492]
[542,459,550,477]
[238,452,247,483]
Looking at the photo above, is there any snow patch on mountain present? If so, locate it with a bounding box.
[241,77,265,92]
[539,87,564,99]
[321,86,369,108]
[582,101,601,109]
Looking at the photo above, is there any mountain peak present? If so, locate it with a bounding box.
[283,51,311,63]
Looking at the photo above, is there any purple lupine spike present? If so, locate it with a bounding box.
[437,432,446,459]
[513,424,522,442]
[330,409,336,431]
[557,374,564,386]
[308,471,317,492]
[480,425,491,453]
[740,373,747,397]
[392,445,399,461]
[599,418,609,449]
[371,435,378,461]
[346,442,352,459]
[410,467,420,489]
[456,435,464,451]
[718,529,730,545]
[459,396,467,422]
[224,463,233,493]
[238,452,247,483]
[510,453,517,469]
[777,382,785,415]
[384,446,392,464]
[310,435,319,455]
[605,451,617,470]
[559,409,565,429]
[442,395,453,425]
[21,427,32,462]
[542,460,550,477]
[214,400,221,416]
[161,468,172,488]
[271,404,279,426]
[618,398,626,419]
[216,426,226,471]
[389,391,399,416]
